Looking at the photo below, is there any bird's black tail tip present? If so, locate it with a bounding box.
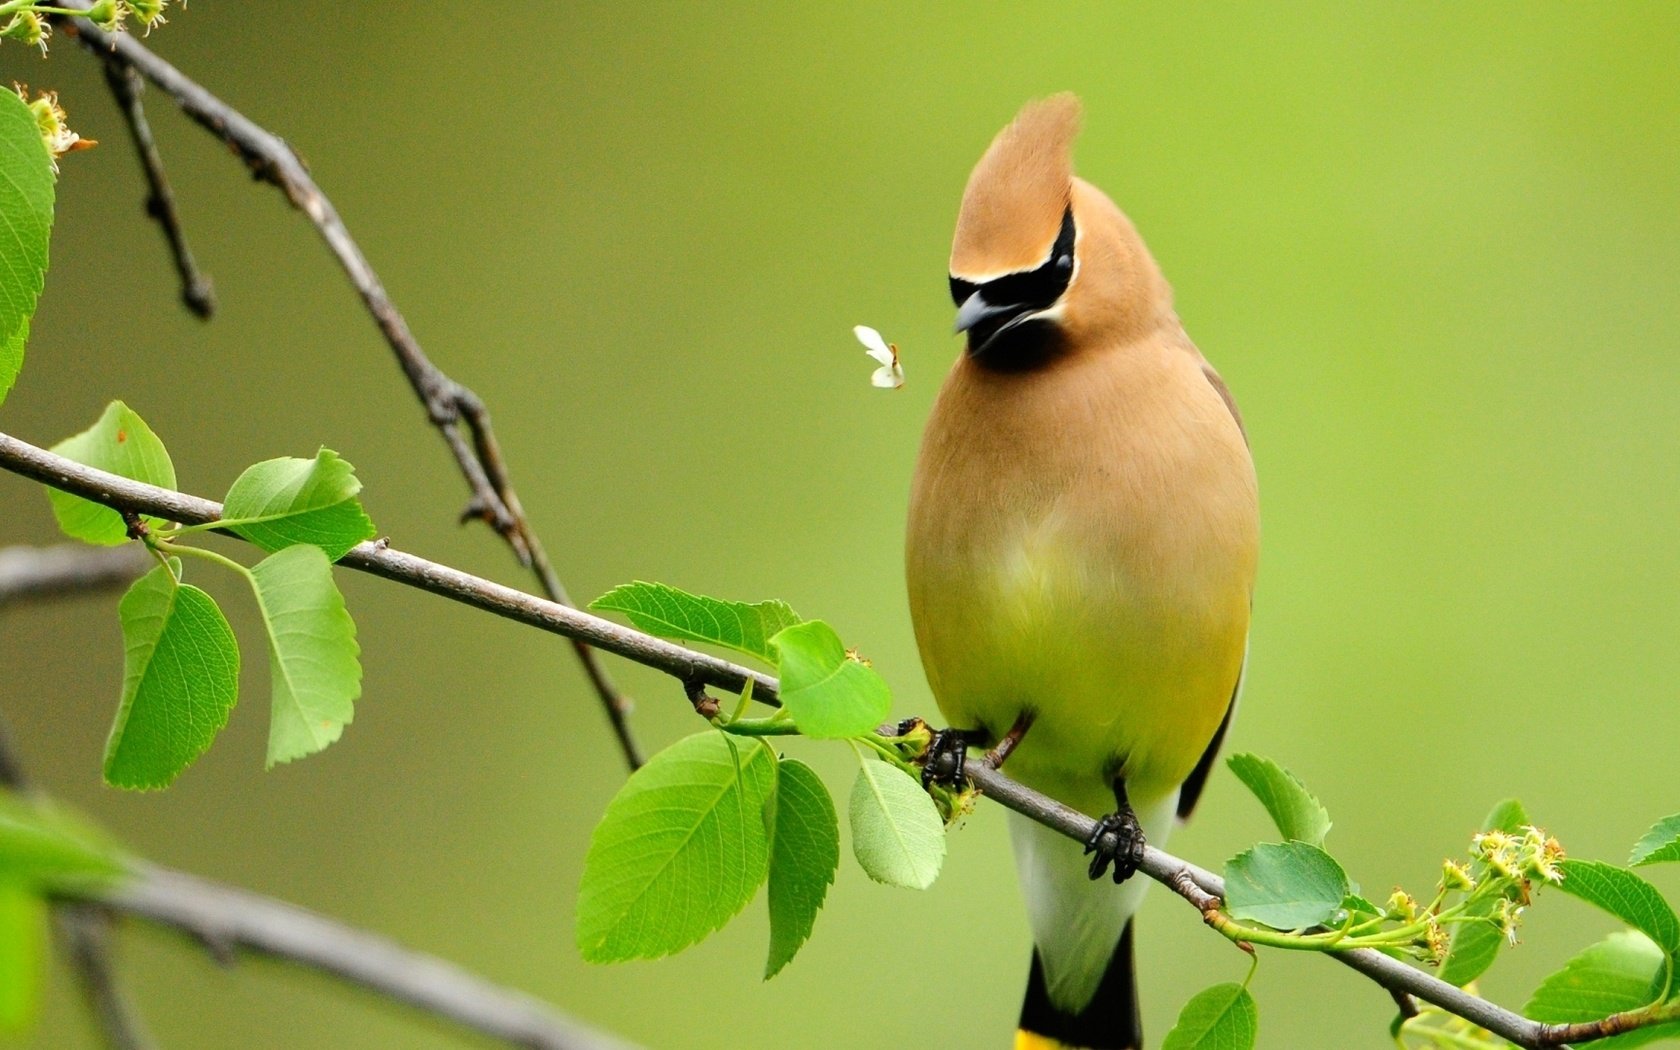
[1017,919,1141,1050]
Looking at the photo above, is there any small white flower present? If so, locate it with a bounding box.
[853,325,904,389]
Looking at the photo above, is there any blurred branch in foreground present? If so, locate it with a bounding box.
[0,711,629,1050]
[86,865,634,1050]
[2,430,1650,1050]
[0,543,151,610]
[0,718,157,1050]
[53,1,643,771]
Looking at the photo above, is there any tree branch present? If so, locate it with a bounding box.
[0,543,151,609]
[56,3,643,771]
[2,431,1635,1050]
[63,864,634,1050]
[0,432,778,704]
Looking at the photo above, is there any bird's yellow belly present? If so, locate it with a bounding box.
[911,505,1249,804]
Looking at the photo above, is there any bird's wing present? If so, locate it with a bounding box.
[1200,360,1248,446]
[1176,639,1246,821]
[1177,359,1251,823]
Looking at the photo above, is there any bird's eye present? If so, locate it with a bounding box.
[1056,254,1072,273]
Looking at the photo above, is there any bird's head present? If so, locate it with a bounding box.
[949,94,1172,367]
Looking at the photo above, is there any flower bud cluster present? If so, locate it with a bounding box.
[2,0,173,55]
[12,86,94,171]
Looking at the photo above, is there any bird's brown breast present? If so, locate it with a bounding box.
[905,333,1257,796]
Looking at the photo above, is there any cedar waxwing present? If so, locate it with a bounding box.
[906,94,1258,1050]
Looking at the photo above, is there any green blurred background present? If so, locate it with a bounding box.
[2,4,1678,1047]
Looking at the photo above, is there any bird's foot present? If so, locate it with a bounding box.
[1084,808,1146,884]
[919,727,978,788]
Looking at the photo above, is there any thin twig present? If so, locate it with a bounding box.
[0,716,156,1050]
[54,905,158,1050]
[99,58,213,318]
[0,432,1636,1050]
[63,864,636,1050]
[0,543,151,609]
[57,3,643,770]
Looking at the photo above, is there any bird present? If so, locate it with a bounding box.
[905,93,1258,1050]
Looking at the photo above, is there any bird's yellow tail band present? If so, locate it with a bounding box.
[1016,1029,1078,1050]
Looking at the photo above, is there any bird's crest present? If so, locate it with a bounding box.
[950,93,1082,280]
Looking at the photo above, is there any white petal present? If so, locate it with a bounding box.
[854,325,892,362]
[872,364,905,389]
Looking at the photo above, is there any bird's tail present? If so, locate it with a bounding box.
[1015,920,1141,1050]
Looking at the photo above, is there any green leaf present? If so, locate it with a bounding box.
[764,758,838,978]
[0,884,44,1033]
[1438,913,1506,989]
[1336,893,1384,925]
[771,621,892,739]
[247,545,361,768]
[577,732,777,962]
[0,88,54,408]
[590,582,800,664]
[847,758,943,889]
[1226,753,1331,846]
[1630,814,1680,868]
[1161,982,1259,1050]
[1553,859,1680,961]
[1223,841,1351,930]
[1525,931,1680,1049]
[1480,798,1530,836]
[222,450,376,561]
[104,562,239,790]
[1440,798,1531,986]
[47,402,176,546]
[0,793,124,886]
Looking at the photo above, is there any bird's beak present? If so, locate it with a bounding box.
[954,290,1016,334]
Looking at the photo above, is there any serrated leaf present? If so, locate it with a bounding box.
[764,758,838,978]
[1553,859,1680,961]
[47,402,176,546]
[104,562,239,790]
[0,793,124,886]
[577,732,776,962]
[222,450,375,561]
[590,581,800,664]
[1226,753,1331,846]
[1525,931,1680,1049]
[0,88,54,409]
[1440,798,1532,986]
[247,545,361,768]
[1161,982,1258,1050]
[0,885,44,1033]
[1630,814,1680,868]
[848,758,943,889]
[772,621,892,739]
[1223,841,1351,930]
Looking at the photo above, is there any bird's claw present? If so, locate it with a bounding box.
[1084,809,1145,884]
[920,728,970,788]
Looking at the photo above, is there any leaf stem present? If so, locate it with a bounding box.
[712,717,800,737]
[154,540,252,582]
[725,678,754,727]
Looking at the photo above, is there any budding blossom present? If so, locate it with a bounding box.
[1,12,49,53]
[13,87,95,172]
